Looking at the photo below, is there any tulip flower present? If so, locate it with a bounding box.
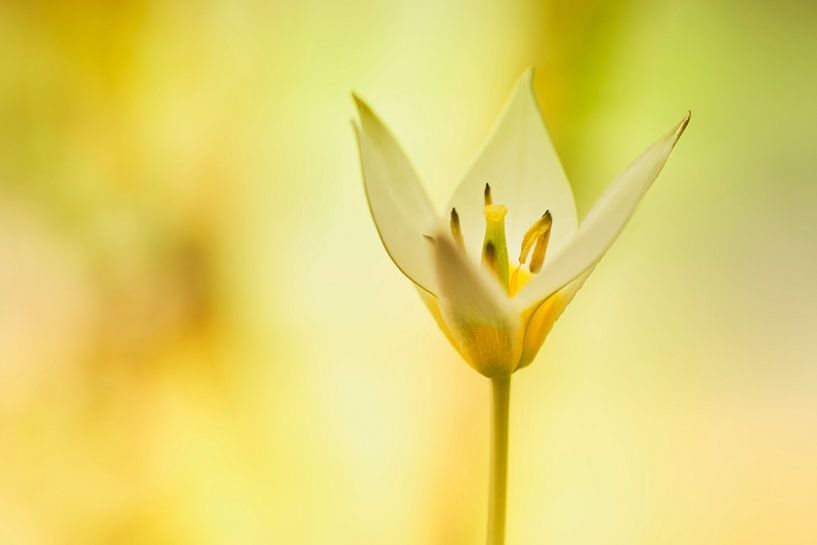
[352,68,689,545]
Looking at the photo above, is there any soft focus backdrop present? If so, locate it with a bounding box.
[1,1,816,544]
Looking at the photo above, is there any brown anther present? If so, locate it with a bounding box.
[530,214,550,274]
[483,183,493,206]
[518,211,552,269]
[449,208,465,250]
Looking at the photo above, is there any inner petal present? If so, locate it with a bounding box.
[444,70,578,261]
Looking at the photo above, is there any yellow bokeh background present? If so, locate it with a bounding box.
[1,1,816,543]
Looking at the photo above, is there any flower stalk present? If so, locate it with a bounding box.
[488,376,511,545]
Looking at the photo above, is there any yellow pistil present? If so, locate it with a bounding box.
[482,185,510,291]
[450,208,465,251]
[484,182,493,206]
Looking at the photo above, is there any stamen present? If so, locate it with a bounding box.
[529,228,550,273]
[449,208,465,250]
[484,183,492,206]
[517,211,552,274]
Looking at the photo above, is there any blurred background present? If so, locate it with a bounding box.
[1,0,816,544]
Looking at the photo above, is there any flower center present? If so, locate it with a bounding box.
[450,183,552,296]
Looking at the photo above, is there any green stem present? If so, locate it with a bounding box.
[487,376,511,545]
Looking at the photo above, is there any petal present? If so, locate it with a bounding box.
[416,288,469,361]
[517,112,691,310]
[446,68,578,259]
[353,95,440,295]
[432,232,523,377]
[516,268,593,370]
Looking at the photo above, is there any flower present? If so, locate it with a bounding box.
[352,69,689,378]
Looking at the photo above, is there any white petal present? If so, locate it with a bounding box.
[353,95,440,294]
[433,233,523,377]
[446,68,578,259]
[517,112,691,310]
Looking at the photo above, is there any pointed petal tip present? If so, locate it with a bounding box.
[674,110,692,142]
[515,66,537,94]
[351,92,371,116]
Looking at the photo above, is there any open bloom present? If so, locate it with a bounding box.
[353,69,689,378]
